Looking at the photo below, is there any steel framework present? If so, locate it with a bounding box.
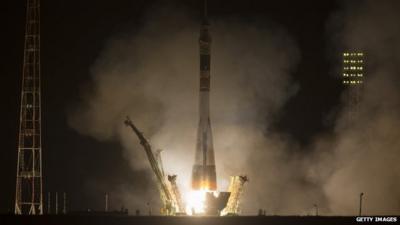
[15,0,43,215]
[221,176,248,215]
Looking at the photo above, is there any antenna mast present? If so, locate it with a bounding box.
[204,0,207,19]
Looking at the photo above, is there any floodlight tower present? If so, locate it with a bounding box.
[342,52,364,122]
[15,0,43,215]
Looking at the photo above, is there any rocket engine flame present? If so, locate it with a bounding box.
[185,189,220,215]
[185,190,207,215]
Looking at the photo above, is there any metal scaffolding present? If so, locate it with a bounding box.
[15,0,43,215]
[221,176,248,215]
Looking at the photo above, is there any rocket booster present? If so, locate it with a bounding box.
[191,14,217,191]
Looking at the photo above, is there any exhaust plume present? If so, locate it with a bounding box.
[68,5,303,214]
[68,1,400,215]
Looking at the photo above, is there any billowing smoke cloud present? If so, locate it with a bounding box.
[317,0,400,215]
[67,5,310,214]
[67,1,400,216]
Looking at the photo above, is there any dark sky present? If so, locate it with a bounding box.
[0,0,344,213]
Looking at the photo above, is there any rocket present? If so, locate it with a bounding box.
[191,0,217,191]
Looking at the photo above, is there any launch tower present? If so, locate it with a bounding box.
[15,0,43,215]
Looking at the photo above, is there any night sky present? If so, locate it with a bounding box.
[1,0,398,215]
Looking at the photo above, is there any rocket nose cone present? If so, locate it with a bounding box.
[199,31,211,43]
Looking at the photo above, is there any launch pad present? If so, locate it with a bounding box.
[122,0,247,217]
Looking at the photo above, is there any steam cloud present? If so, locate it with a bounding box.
[316,0,400,215]
[68,1,400,215]
[68,5,304,214]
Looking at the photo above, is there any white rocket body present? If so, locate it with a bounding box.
[191,17,217,191]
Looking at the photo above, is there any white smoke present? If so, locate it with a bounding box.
[67,5,303,214]
[67,1,400,215]
[316,0,400,215]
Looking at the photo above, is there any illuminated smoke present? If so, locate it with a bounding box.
[316,0,400,215]
[67,1,400,215]
[68,5,301,214]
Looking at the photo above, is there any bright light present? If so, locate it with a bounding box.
[185,190,206,215]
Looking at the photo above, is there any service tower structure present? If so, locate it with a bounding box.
[191,0,217,191]
[15,0,43,215]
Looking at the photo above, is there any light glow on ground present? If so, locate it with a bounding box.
[185,190,207,215]
[185,189,221,215]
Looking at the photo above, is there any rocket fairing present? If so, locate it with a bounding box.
[191,12,217,191]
